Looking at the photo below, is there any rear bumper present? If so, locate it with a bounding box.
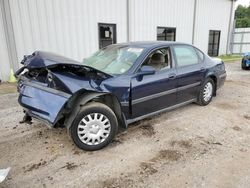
[18,77,71,126]
[217,72,226,89]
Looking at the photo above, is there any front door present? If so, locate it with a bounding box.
[131,47,177,118]
[172,45,205,104]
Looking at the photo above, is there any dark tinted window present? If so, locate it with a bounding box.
[157,27,176,41]
[173,45,199,67]
[99,23,116,49]
[208,30,220,56]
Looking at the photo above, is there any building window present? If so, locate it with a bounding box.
[208,30,221,56]
[98,23,116,49]
[157,27,176,41]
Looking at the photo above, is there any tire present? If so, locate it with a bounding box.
[197,78,215,106]
[70,102,118,151]
[242,59,247,70]
[242,65,248,70]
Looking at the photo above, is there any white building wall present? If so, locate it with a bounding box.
[0,0,235,81]
[194,0,232,55]
[8,0,128,65]
[129,0,195,43]
[0,1,11,81]
[129,0,232,55]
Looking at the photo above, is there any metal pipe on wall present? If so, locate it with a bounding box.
[226,0,235,54]
[192,0,197,45]
[1,0,18,71]
[126,0,130,42]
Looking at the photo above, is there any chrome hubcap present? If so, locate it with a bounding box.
[203,82,213,102]
[77,113,111,145]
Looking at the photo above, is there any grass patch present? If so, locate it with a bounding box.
[218,54,242,62]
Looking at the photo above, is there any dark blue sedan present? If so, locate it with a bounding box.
[16,41,226,150]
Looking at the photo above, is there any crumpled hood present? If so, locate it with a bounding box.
[21,51,82,68]
[16,51,112,94]
[18,51,110,77]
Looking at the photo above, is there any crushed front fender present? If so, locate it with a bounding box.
[18,78,71,127]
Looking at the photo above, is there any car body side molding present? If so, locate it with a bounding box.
[131,82,200,105]
[127,98,197,124]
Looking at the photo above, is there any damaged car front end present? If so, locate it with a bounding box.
[16,51,118,127]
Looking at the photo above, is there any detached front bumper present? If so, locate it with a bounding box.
[18,77,71,127]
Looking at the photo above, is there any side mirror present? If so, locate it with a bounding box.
[138,66,156,76]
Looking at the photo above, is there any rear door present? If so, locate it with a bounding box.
[131,47,177,118]
[172,45,205,104]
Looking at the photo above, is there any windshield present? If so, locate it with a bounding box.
[83,45,144,75]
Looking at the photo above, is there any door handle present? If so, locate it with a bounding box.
[168,73,176,80]
[200,67,206,72]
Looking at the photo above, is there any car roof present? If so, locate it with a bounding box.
[112,41,188,49]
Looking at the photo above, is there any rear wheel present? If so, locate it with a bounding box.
[242,65,248,70]
[197,78,215,106]
[70,102,118,151]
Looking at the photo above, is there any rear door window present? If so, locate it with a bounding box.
[173,45,199,67]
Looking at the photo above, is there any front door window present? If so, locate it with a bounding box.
[142,47,172,71]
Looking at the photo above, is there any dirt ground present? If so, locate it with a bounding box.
[0,61,250,188]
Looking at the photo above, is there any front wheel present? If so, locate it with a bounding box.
[70,102,118,151]
[197,78,215,106]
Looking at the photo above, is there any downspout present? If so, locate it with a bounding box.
[230,20,236,54]
[226,0,235,54]
[1,0,18,71]
[126,0,130,42]
[239,30,244,54]
[192,0,197,45]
